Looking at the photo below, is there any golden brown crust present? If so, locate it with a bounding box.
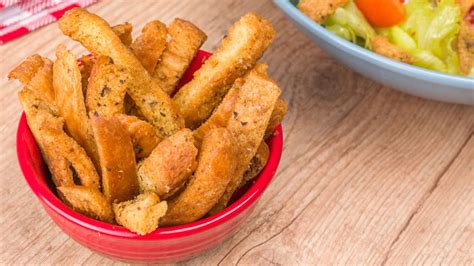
[131,20,168,74]
[8,54,43,84]
[18,89,60,126]
[18,89,73,188]
[458,20,474,74]
[160,128,238,226]
[210,68,281,214]
[112,22,133,47]
[41,127,100,190]
[137,129,197,198]
[53,44,99,169]
[59,8,184,137]
[114,114,163,159]
[8,54,56,109]
[298,0,350,23]
[58,185,114,223]
[192,64,268,147]
[241,142,270,187]
[372,35,413,64]
[86,56,129,116]
[19,90,99,190]
[153,18,207,95]
[193,83,240,148]
[264,99,287,140]
[90,114,139,203]
[173,12,276,128]
[78,23,131,94]
[113,191,167,235]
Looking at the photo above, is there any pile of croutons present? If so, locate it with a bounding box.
[9,8,287,235]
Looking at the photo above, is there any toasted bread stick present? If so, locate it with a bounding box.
[53,44,99,169]
[113,192,167,235]
[114,114,163,159]
[9,55,44,85]
[9,54,56,109]
[91,114,139,203]
[18,89,73,188]
[192,64,269,147]
[173,13,275,128]
[192,84,240,149]
[19,90,98,191]
[41,127,100,190]
[58,185,114,223]
[210,68,280,214]
[138,129,197,198]
[131,20,168,74]
[153,18,207,94]
[160,128,238,226]
[59,8,184,137]
[86,56,129,116]
[77,23,132,95]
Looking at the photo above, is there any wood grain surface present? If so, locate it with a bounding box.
[1,0,473,264]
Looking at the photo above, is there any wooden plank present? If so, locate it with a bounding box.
[1,0,473,264]
[384,136,474,265]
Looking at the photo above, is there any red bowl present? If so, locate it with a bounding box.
[16,50,283,263]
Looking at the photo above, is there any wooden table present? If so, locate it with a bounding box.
[1,0,473,264]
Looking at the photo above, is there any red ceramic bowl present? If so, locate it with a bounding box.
[16,50,283,263]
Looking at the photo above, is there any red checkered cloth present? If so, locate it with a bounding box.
[0,0,98,44]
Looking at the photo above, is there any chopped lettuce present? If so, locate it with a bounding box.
[322,0,467,76]
[419,0,460,58]
[401,0,434,45]
[324,1,375,48]
[325,24,355,42]
[391,0,463,75]
[389,26,417,52]
[411,49,447,72]
[444,36,461,74]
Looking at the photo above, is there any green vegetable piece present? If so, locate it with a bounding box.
[326,25,355,42]
[412,50,446,72]
[324,1,375,48]
[389,26,417,52]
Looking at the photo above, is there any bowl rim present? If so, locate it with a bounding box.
[273,0,474,88]
[16,113,283,240]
